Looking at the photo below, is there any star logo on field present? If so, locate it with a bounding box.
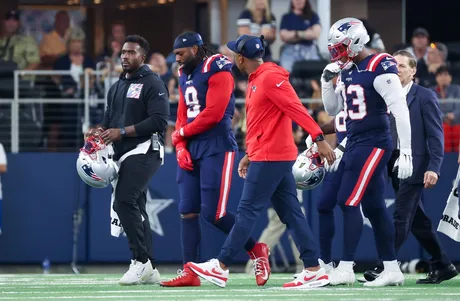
[362,199,395,228]
[145,189,174,236]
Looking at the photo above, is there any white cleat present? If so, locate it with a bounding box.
[319,259,335,274]
[188,258,229,288]
[284,268,330,289]
[118,259,158,285]
[329,261,355,286]
[363,270,404,287]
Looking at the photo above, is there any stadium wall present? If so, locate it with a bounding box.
[1,153,459,264]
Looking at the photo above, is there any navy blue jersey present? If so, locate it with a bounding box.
[340,53,398,149]
[178,54,238,159]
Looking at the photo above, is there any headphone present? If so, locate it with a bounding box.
[236,35,265,57]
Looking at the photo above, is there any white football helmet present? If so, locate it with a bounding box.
[76,136,118,188]
[327,17,370,70]
[292,146,326,190]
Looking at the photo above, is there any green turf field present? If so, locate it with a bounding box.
[0,273,459,301]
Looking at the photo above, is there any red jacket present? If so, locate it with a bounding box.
[245,62,323,161]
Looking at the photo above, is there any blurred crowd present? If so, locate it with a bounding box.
[0,0,460,153]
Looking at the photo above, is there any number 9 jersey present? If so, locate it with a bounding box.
[177,54,238,159]
[339,53,398,149]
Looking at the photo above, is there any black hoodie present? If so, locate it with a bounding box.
[101,65,169,160]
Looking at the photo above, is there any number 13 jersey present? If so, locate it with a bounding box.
[339,53,398,149]
[177,54,238,159]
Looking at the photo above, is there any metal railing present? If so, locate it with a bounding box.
[1,69,460,153]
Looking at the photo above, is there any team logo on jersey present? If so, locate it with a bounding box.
[126,83,143,99]
[381,61,397,71]
[216,56,232,69]
[252,85,257,92]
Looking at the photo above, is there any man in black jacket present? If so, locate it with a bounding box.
[90,35,169,285]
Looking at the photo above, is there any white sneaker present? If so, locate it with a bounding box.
[293,259,334,279]
[283,268,330,289]
[118,259,156,285]
[188,259,229,288]
[364,261,404,287]
[142,268,161,284]
[329,261,355,286]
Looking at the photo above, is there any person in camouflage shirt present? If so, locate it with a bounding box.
[0,10,40,70]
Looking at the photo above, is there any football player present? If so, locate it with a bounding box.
[321,18,413,287]
[160,32,269,287]
[306,110,348,275]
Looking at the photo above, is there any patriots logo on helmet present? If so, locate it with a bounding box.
[81,164,104,182]
[337,21,361,33]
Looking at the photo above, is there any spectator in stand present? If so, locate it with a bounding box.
[432,66,460,124]
[405,27,430,62]
[0,10,40,71]
[237,0,276,61]
[98,37,123,92]
[49,28,95,151]
[417,42,448,88]
[53,28,95,98]
[279,0,321,72]
[431,65,460,152]
[39,11,70,69]
[168,61,180,103]
[148,52,171,87]
[110,21,126,46]
[98,22,125,75]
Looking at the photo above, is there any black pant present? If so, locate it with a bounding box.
[393,181,451,269]
[113,151,162,264]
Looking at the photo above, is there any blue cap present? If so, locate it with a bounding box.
[227,35,265,59]
[173,32,203,50]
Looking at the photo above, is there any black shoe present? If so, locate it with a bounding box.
[363,265,384,282]
[416,264,459,284]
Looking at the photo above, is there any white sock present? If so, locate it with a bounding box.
[383,260,400,272]
[337,261,354,271]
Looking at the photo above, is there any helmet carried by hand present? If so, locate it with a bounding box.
[292,145,326,190]
[76,136,118,188]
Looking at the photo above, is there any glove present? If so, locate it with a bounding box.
[176,147,193,171]
[171,128,185,147]
[334,79,345,101]
[394,148,413,180]
[305,135,313,149]
[321,62,341,83]
[324,137,347,172]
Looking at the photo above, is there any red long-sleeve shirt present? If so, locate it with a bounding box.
[245,62,323,161]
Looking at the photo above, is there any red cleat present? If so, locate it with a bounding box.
[159,265,201,287]
[247,242,271,286]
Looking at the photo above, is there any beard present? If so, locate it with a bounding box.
[181,56,201,75]
[121,60,141,73]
